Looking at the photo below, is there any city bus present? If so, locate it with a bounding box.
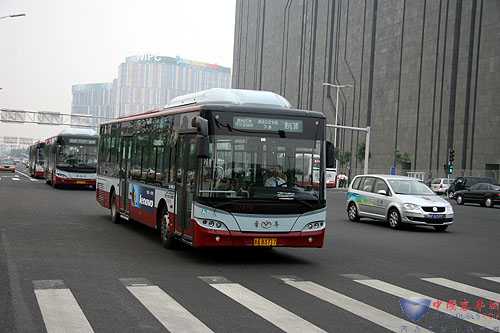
[44,128,98,188]
[96,88,330,248]
[28,141,46,178]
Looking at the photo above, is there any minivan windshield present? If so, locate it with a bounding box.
[388,179,435,195]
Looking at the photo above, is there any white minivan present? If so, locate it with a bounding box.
[430,178,453,194]
[346,175,454,231]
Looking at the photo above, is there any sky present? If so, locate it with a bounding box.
[0,0,236,140]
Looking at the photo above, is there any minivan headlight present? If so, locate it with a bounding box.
[403,203,419,211]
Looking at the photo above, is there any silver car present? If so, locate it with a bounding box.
[346,175,454,231]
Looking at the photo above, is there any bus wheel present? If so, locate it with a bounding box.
[160,206,176,249]
[110,192,121,224]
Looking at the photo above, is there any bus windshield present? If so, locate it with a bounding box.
[199,135,323,207]
[57,144,97,171]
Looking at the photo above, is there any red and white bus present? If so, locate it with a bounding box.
[44,128,98,188]
[28,141,46,178]
[96,88,329,248]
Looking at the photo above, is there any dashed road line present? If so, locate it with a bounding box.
[200,276,326,333]
[33,280,94,333]
[121,278,213,333]
[277,276,433,333]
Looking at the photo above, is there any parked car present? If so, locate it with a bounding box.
[0,159,16,172]
[346,175,453,231]
[447,176,496,199]
[455,183,500,208]
[430,178,454,194]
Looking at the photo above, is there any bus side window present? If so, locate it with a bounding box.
[162,145,171,185]
[130,136,142,180]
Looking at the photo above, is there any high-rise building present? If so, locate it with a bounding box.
[71,83,114,126]
[232,0,500,180]
[71,55,232,120]
[113,55,231,117]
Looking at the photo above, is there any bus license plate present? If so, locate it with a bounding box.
[253,238,277,247]
[76,181,86,184]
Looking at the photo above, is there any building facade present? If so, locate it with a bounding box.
[71,83,114,125]
[113,55,231,117]
[72,55,231,120]
[232,0,500,180]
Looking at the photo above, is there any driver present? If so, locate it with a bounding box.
[264,167,287,187]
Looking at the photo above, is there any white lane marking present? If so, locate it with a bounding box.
[279,277,433,333]
[34,283,94,332]
[126,285,213,333]
[355,278,500,332]
[12,177,20,181]
[16,170,38,181]
[482,277,500,284]
[206,281,325,333]
[422,277,500,302]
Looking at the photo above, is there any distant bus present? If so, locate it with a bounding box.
[44,128,98,188]
[28,141,46,178]
[96,88,329,248]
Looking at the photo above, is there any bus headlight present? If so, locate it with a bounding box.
[197,219,229,231]
[302,221,325,232]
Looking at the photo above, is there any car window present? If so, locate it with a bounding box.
[443,179,451,184]
[431,178,441,184]
[351,177,362,190]
[470,183,482,190]
[388,179,435,195]
[373,179,389,194]
[360,177,375,192]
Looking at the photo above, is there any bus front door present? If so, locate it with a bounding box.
[120,136,133,213]
[175,134,197,241]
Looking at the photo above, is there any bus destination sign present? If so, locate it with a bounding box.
[68,138,97,145]
[233,117,303,133]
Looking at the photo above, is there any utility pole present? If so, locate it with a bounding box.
[322,83,353,174]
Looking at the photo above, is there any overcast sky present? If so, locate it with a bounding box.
[0,0,236,139]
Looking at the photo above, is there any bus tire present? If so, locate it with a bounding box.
[110,191,121,224]
[159,205,176,249]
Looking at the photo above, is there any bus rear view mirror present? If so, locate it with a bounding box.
[326,141,335,168]
[192,116,208,137]
[197,135,209,159]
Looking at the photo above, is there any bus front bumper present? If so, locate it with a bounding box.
[54,176,96,186]
[193,224,325,248]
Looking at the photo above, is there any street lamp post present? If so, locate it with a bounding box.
[0,13,26,20]
[322,83,353,181]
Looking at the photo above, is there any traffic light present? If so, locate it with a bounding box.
[448,164,454,175]
[448,149,455,164]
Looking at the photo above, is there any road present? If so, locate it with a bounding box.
[1,167,500,333]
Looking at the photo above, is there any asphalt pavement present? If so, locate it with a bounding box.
[1,167,499,333]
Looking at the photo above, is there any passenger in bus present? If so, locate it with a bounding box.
[264,167,287,187]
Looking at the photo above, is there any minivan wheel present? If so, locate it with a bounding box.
[485,198,494,208]
[347,203,359,222]
[388,209,401,229]
[456,195,464,205]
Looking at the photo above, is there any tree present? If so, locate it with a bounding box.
[395,150,412,170]
[337,151,351,170]
[356,143,371,163]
